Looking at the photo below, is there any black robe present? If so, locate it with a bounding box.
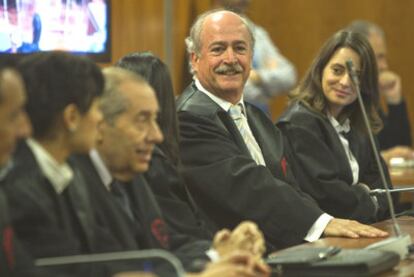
[70,154,211,272]
[378,100,412,150]
[0,187,67,277]
[276,102,393,223]
[4,142,123,276]
[144,146,212,241]
[176,83,324,250]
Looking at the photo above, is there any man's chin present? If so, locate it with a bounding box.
[133,163,150,174]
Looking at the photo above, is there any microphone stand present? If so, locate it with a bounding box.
[346,60,412,259]
[35,249,186,277]
[370,187,414,196]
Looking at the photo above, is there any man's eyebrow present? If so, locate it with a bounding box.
[208,40,248,47]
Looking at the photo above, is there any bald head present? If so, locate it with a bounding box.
[186,10,255,59]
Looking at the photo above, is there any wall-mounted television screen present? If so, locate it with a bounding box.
[0,0,110,62]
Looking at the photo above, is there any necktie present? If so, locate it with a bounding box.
[111,180,134,220]
[228,104,265,166]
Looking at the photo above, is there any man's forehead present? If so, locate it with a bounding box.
[120,81,158,109]
[205,11,245,29]
[202,12,250,42]
[209,11,228,22]
[121,80,153,96]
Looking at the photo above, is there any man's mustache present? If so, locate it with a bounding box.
[215,63,243,74]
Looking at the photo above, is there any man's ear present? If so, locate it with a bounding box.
[62,104,80,133]
[95,121,106,145]
[190,52,199,73]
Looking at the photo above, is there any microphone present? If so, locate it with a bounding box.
[346,60,412,258]
[35,249,186,277]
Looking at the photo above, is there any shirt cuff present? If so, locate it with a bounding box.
[304,213,333,242]
[206,248,219,262]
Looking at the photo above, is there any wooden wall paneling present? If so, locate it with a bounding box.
[111,0,164,65]
[247,0,413,147]
[173,0,215,95]
[108,0,413,145]
[173,0,193,95]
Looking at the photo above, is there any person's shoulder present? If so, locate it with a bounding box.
[7,142,42,187]
[177,84,223,120]
[176,83,197,111]
[279,102,318,121]
[277,102,327,131]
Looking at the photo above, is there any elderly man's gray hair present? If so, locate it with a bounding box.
[101,67,147,125]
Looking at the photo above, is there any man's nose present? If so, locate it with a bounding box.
[223,48,237,63]
[148,120,164,144]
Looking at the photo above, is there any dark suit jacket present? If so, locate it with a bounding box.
[144,146,212,241]
[277,102,393,223]
[0,187,70,277]
[71,154,211,272]
[176,83,324,250]
[0,188,16,276]
[4,142,120,276]
[378,100,412,150]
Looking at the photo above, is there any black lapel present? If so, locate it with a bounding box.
[128,175,169,249]
[245,103,283,171]
[178,83,252,157]
[67,168,95,251]
[72,154,141,249]
[217,110,252,158]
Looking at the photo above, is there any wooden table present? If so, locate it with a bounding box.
[390,167,414,204]
[271,216,414,276]
[391,167,414,186]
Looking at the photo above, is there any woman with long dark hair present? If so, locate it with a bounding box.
[277,30,394,223]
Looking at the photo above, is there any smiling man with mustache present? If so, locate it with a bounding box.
[176,10,388,251]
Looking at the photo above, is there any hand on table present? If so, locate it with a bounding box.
[324,218,389,238]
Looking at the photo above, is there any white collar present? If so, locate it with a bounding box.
[26,138,73,194]
[327,114,351,134]
[89,149,112,191]
[195,79,247,114]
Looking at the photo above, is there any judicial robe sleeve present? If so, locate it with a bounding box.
[177,111,325,249]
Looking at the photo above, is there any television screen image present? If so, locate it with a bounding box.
[0,0,110,61]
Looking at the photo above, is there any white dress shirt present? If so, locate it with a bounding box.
[328,115,359,185]
[195,79,266,166]
[89,149,113,191]
[26,138,73,194]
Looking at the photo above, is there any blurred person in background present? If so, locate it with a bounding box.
[347,20,414,165]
